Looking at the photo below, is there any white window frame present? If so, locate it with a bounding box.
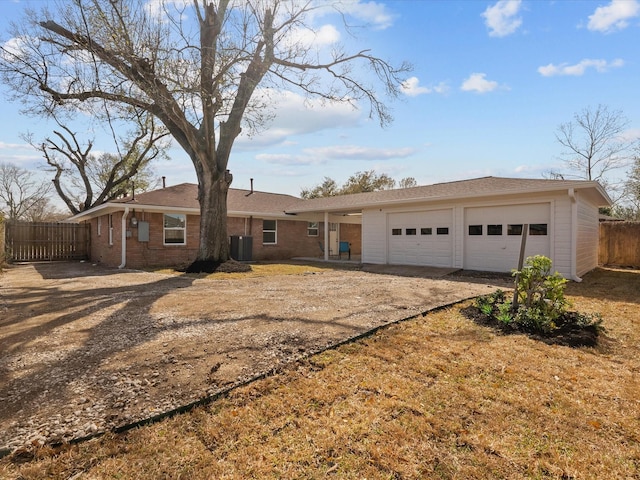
[163,213,187,245]
[108,214,114,246]
[307,221,319,237]
[263,219,277,244]
[97,216,102,237]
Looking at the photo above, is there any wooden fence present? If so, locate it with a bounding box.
[4,221,90,262]
[0,217,5,264]
[599,221,640,268]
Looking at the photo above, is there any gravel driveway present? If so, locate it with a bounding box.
[0,261,508,453]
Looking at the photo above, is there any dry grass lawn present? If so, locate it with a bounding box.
[1,267,639,479]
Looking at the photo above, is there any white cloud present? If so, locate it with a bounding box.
[482,0,523,37]
[255,153,325,166]
[460,73,499,93]
[400,77,449,97]
[304,145,416,160]
[538,58,624,76]
[340,1,398,30]
[587,0,640,33]
[0,141,32,150]
[256,144,415,167]
[235,90,361,149]
[620,128,640,142]
[289,24,340,48]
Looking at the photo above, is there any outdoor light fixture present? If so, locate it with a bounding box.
[130,210,138,227]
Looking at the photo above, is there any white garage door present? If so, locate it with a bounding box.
[464,203,551,272]
[388,209,453,267]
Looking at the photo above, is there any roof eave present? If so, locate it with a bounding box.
[285,180,613,214]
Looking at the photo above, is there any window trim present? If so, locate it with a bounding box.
[307,221,318,237]
[507,224,523,236]
[263,219,277,244]
[108,214,114,246]
[487,224,503,236]
[529,223,548,236]
[468,225,483,236]
[163,213,187,246]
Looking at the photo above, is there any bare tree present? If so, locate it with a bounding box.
[25,112,170,215]
[552,105,637,198]
[22,197,67,222]
[0,163,52,220]
[0,1,409,271]
[615,152,640,220]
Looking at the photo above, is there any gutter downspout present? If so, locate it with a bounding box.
[568,188,582,282]
[119,207,129,269]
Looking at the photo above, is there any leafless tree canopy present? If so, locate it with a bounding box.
[0,163,53,220]
[0,0,410,266]
[553,105,637,197]
[24,112,170,215]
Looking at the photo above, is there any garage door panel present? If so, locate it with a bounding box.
[388,210,452,267]
[464,204,550,272]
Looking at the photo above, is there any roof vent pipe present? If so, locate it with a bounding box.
[162,176,166,188]
[246,178,254,196]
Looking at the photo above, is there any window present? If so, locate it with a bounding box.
[97,216,102,237]
[164,213,186,245]
[529,223,548,236]
[263,219,277,244]
[391,228,402,235]
[487,224,503,236]
[307,222,318,236]
[437,227,449,235]
[468,225,483,235]
[108,214,114,246]
[508,224,523,236]
[421,227,432,235]
[406,228,417,235]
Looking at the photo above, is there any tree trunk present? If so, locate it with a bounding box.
[193,169,232,267]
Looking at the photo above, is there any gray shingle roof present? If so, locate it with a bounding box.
[72,176,609,223]
[113,183,304,214]
[285,176,611,213]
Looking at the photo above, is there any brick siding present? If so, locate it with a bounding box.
[87,212,361,269]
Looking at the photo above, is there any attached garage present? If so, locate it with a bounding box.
[464,203,551,272]
[286,177,612,280]
[388,209,453,267]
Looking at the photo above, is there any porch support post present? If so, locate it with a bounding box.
[324,211,329,261]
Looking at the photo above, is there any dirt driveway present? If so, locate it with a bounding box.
[0,261,508,453]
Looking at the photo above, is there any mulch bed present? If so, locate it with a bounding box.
[461,305,601,348]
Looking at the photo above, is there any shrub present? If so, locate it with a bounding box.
[472,256,603,338]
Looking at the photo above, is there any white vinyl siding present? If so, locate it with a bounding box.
[360,189,600,279]
[361,209,387,264]
[576,196,600,276]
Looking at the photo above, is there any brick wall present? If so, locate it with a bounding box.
[87,212,363,268]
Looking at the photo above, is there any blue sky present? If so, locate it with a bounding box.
[0,0,639,199]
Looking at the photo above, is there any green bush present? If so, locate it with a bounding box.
[473,255,602,336]
[512,255,569,332]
